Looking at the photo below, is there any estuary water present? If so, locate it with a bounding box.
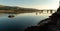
[0,13,51,31]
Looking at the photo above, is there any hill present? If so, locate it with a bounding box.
[0,5,41,13]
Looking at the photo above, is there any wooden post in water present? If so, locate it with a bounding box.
[50,10,53,14]
[47,10,49,13]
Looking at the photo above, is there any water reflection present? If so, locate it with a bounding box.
[0,13,51,31]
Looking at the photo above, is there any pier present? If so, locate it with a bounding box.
[35,10,56,15]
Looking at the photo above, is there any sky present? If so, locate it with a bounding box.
[0,0,59,10]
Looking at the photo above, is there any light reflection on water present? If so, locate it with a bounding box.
[0,13,51,31]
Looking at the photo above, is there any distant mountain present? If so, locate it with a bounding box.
[0,5,39,10]
[0,5,41,13]
[0,5,55,14]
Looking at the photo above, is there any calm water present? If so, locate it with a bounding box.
[0,13,51,31]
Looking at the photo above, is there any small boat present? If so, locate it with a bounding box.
[8,15,15,18]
